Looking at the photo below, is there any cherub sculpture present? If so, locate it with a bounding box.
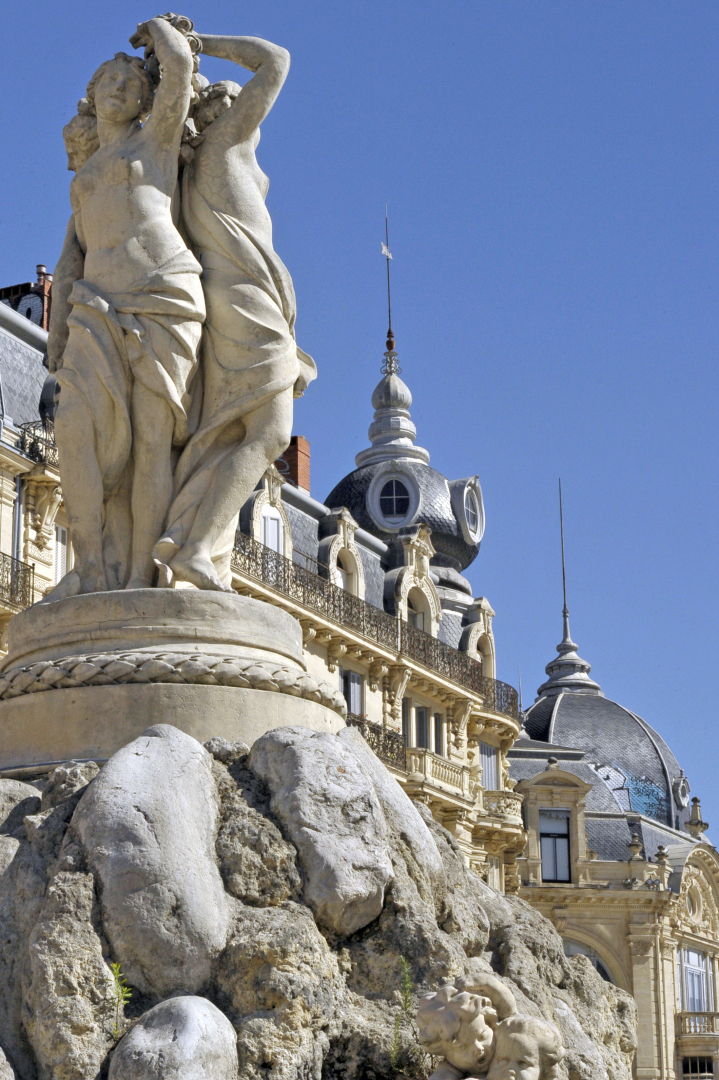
[417,969,565,1080]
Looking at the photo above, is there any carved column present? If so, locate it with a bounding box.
[628,932,662,1080]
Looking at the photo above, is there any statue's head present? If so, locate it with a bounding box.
[416,984,497,1073]
[192,80,241,133]
[487,1016,565,1080]
[86,53,154,125]
[63,101,100,172]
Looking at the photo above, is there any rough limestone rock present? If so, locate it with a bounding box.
[337,726,446,908]
[0,1049,14,1080]
[210,752,301,907]
[22,871,115,1080]
[40,762,99,812]
[213,902,341,1080]
[73,725,230,997]
[109,997,238,1080]
[250,727,393,935]
[0,722,636,1080]
[0,781,40,840]
[0,764,98,1080]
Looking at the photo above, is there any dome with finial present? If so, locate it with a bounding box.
[521,604,696,834]
[325,329,484,571]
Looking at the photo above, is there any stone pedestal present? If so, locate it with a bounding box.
[0,589,346,772]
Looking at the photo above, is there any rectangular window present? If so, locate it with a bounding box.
[683,1059,714,1078]
[681,949,713,1013]
[55,526,67,584]
[402,698,410,747]
[434,713,444,756]
[261,511,282,553]
[339,668,363,717]
[479,742,498,791]
[415,707,429,749]
[539,809,571,883]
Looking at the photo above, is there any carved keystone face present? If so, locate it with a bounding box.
[95,61,145,123]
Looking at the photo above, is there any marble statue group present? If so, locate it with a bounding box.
[46,13,315,598]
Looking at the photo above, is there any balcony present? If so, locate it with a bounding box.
[0,552,34,611]
[406,746,471,798]
[17,421,59,468]
[482,790,524,825]
[232,532,518,719]
[678,1012,719,1035]
[346,715,407,771]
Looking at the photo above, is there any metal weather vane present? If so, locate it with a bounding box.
[381,206,401,375]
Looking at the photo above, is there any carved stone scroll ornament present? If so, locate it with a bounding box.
[417,968,565,1080]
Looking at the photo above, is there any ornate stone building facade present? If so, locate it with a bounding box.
[510,614,719,1079]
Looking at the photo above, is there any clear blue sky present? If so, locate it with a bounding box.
[3,1,718,831]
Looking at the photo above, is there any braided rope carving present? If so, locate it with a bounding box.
[0,652,348,718]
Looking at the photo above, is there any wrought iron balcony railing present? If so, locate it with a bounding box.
[346,714,407,771]
[0,552,34,610]
[232,532,519,720]
[677,1012,719,1035]
[17,421,59,468]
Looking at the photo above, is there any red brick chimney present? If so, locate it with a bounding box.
[0,264,53,330]
[275,436,310,491]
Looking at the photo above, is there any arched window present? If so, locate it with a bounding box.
[407,588,429,632]
[379,478,410,522]
[261,505,283,554]
[563,940,614,983]
[336,551,352,592]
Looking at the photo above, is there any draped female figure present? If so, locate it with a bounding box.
[152,34,316,591]
[47,17,204,595]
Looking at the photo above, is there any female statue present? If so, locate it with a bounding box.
[152,33,316,591]
[47,17,205,594]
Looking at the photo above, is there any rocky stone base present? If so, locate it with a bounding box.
[0,723,637,1080]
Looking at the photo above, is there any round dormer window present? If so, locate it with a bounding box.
[379,479,410,522]
[449,477,485,544]
[367,466,421,532]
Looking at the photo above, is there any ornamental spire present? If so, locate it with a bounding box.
[355,217,429,467]
[535,480,602,699]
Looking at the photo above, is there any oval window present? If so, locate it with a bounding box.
[379,478,410,521]
[464,488,479,533]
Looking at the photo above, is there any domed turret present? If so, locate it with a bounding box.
[325,334,484,571]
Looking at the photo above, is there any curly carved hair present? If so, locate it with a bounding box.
[85,52,155,120]
[62,104,100,172]
[496,1016,565,1079]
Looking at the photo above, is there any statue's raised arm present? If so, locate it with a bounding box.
[130,16,196,146]
[194,33,290,145]
[152,32,316,593]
